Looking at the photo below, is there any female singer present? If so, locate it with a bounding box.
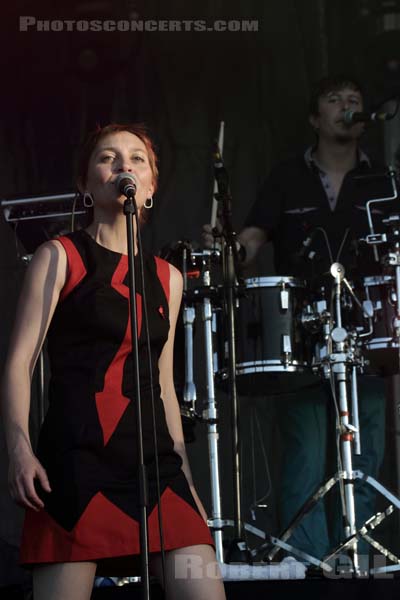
[2,124,226,600]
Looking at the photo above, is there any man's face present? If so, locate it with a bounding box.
[309,87,365,143]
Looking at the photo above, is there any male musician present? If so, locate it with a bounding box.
[204,75,391,563]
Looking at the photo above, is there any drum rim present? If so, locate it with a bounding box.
[243,276,306,288]
[364,338,400,348]
[363,275,394,285]
[236,360,310,373]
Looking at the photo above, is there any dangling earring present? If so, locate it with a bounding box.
[83,191,94,208]
[144,197,153,209]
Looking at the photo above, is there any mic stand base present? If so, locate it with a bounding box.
[225,538,253,564]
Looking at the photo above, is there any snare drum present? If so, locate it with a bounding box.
[360,275,399,375]
[233,276,317,394]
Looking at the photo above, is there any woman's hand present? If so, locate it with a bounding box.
[8,445,51,511]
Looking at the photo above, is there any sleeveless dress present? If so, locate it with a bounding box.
[20,229,212,566]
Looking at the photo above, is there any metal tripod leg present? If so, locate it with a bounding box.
[262,353,361,571]
[263,358,361,572]
[262,467,400,574]
[323,471,400,573]
[264,473,339,563]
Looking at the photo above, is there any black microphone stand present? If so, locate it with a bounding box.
[123,192,150,600]
[213,155,252,564]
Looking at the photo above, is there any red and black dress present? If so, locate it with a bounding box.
[20,229,212,566]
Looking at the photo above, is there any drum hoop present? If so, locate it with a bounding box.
[236,360,309,370]
[244,276,306,289]
[363,275,394,286]
[365,338,399,347]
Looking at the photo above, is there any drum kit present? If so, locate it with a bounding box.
[3,163,400,576]
[166,168,400,575]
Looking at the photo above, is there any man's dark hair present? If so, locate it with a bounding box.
[309,75,364,116]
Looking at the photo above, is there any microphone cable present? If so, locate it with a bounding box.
[134,207,167,592]
[335,228,350,263]
[314,226,334,265]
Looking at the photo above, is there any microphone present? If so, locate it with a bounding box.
[343,109,393,126]
[114,172,137,199]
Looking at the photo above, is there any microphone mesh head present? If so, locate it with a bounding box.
[115,172,138,192]
[343,110,354,126]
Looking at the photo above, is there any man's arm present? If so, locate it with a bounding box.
[237,226,268,267]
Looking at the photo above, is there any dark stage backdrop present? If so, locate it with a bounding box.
[1,0,400,586]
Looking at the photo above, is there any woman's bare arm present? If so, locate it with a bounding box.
[1,240,67,510]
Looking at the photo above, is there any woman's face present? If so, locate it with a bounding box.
[85,131,155,213]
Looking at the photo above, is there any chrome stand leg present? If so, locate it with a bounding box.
[201,261,224,562]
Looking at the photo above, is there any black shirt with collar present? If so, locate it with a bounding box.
[245,152,394,286]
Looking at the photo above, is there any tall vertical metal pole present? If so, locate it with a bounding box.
[224,244,245,549]
[201,253,224,561]
[331,265,359,574]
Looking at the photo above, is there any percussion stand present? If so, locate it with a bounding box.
[180,243,198,424]
[264,264,400,575]
[264,174,400,574]
[260,263,362,573]
[324,236,400,576]
[185,249,270,565]
[183,248,225,562]
[321,207,400,575]
[325,263,361,573]
[212,156,252,563]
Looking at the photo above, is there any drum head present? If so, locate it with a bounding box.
[232,276,316,394]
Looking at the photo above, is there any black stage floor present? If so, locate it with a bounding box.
[3,576,400,600]
[92,577,400,599]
